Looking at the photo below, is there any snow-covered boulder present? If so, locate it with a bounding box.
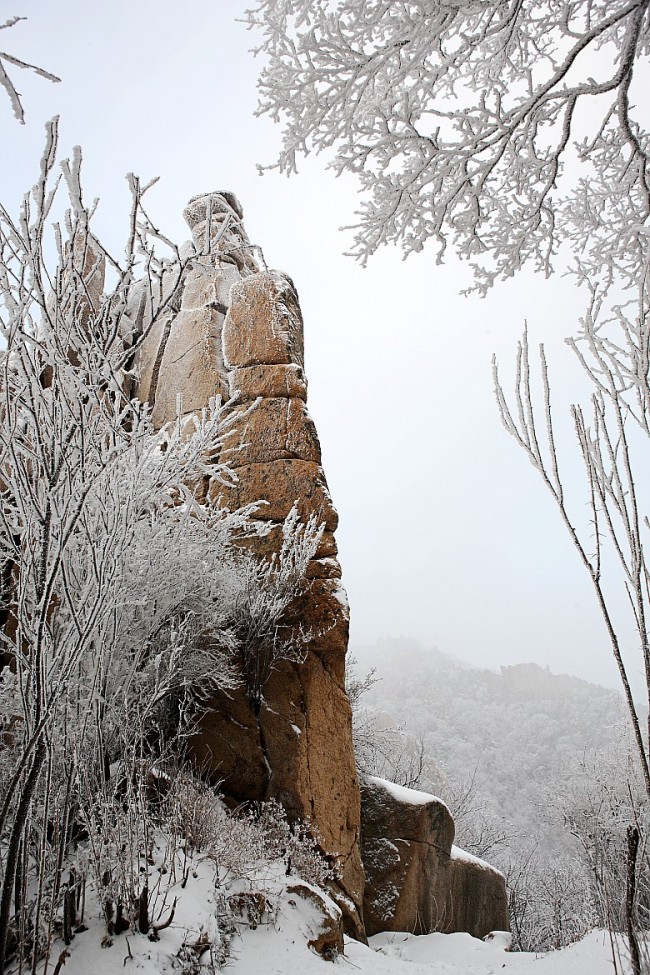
[449,846,509,938]
[360,777,508,939]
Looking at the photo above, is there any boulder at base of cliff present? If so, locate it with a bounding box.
[360,776,508,938]
[448,846,510,938]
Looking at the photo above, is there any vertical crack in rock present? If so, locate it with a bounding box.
[147,311,175,409]
[257,709,274,800]
[145,269,188,409]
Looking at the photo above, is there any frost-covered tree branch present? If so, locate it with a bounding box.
[0,16,60,123]
[246,0,650,295]
[493,316,650,799]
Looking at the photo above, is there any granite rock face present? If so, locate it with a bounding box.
[134,193,364,939]
[135,194,248,425]
[360,777,508,939]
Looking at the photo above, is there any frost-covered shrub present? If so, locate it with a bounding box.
[0,125,322,972]
[169,776,337,890]
[506,851,598,952]
[251,799,339,889]
[230,506,323,714]
[69,767,337,972]
[175,894,238,974]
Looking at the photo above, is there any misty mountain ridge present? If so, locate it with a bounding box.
[353,636,625,701]
[350,637,632,853]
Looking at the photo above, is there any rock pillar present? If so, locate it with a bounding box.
[134,193,365,939]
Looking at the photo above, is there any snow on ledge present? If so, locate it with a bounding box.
[368,775,450,813]
[451,844,505,878]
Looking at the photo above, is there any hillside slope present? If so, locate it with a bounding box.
[351,638,629,852]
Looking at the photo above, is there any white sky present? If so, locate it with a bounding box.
[0,0,640,693]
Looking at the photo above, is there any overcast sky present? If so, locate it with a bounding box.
[0,0,639,693]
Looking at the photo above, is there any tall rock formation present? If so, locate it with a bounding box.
[134,193,365,938]
[1,189,509,947]
[132,191,509,945]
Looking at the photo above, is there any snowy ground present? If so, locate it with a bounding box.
[35,849,631,975]
[357,930,628,975]
[225,925,630,975]
[45,913,632,975]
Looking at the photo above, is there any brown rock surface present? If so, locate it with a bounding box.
[306,558,343,580]
[148,262,241,428]
[135,192,258,426]
[223,398,321,468]
[193,648,363,937]
[360,777,508,938]
[448,850,510,939]
[223,272,304,369]
[228,364,307,403]
[210,459,338,531]
[286,579,349,683]
[214,266,362,937]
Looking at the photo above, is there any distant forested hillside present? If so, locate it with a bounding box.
[350,638,629,853]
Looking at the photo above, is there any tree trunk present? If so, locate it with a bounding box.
[0,741,46,973]
[626,824,641,975]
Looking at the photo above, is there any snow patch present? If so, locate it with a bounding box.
[330,579,349,611]
[360,928,630,973]
[483,930,513,949]
[451,844,505,876]
[369,775,450,811]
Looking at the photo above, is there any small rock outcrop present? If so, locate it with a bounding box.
[286,883,344,959]
[361,777,508,938]
[134,193,364,939]
[447,848,509,939]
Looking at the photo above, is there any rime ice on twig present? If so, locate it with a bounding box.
[0,16,60,123]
